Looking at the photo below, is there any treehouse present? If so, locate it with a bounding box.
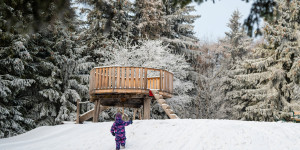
[76,66,179,124]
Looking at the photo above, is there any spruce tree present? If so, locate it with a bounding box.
[135,0,166,39]
[0,34,36,137]
[77,0,135,64]
[0,0,83,137]
[223,10,252,62]
[221,0,300,121]
[0,0,74,33]
[25,20,84,125]
[162,1,200,54]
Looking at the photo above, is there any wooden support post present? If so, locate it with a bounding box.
[143,98,151,120]
[93,100,99,122]
[76,99,80,124]
[95,99,101,122]
[133,108,137,120]
[139,109,142,120]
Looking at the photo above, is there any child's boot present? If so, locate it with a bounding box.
[121,145,125,149]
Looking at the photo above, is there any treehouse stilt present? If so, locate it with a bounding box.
[76,66,179,124]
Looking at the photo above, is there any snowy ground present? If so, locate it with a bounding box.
[1,119,300,150]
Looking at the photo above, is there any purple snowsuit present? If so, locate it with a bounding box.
[110,113,132,150]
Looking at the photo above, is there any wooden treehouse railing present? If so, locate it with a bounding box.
[89,66,173,98]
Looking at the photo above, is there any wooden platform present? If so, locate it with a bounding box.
[76,66,175,123]
[89,66,173,108]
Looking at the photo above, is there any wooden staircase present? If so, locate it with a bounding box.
[76,100,109,124]
[77,108,94,124]
[151,90,179,119]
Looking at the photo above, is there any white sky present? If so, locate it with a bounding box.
[191,0,253,42]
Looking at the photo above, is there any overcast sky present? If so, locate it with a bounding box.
[191,0,253,42]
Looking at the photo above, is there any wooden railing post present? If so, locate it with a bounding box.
[112,67,115,89]
[108,67,112,89]
[160,70,162,91]
[103,68,106,88]
[135,68,139,88]
[96,69,99,90]
[130,68,134,88]
[140,68,143,88]
[121,67,125,88]
[101,68,104,89]
[106,68,109,88]
[117,67,120,88]
[126,67,130,88]
[92,69,95,91]
[144,68,147,89]
[166,72,169,93]
[171,74,173,93]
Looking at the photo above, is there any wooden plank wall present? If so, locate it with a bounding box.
[89,67,173,94]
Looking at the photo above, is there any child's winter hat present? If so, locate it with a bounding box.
[115,113,122,119]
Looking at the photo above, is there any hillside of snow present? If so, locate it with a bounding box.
[1,119,300,150]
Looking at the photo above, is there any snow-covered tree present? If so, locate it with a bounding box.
[220,0,300,121]
[194,41,228,119]
[194,10,253,119]
[109,0,135,42]
[0,0,74,138]
[222,10,253,61]
[76,0,135,64]
[162,1,200,54]
[135,0,166,39]
[21,17,83,126]
[0,0,74,33]
[0,35,36,138]
[0,0,85,138]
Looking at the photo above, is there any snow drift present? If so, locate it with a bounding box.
[0,119,300,150]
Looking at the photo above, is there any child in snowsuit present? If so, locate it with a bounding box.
[111,113,133,150]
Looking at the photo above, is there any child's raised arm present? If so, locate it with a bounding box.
[123,118,133,126]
